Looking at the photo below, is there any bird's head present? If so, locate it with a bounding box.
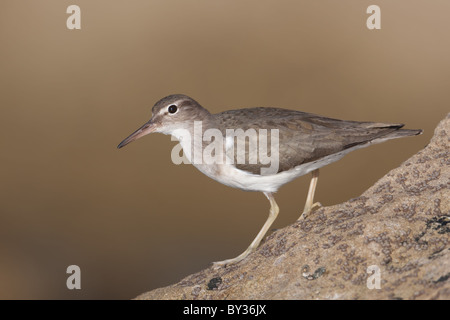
[117,94,210,148]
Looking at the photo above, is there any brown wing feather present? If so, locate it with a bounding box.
[216,107,419,175]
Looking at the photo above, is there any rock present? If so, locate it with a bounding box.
[136,114,449,300]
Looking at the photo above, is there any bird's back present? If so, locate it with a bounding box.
[215,107,421,175]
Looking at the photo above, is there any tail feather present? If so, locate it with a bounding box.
[388,128,423,138]
[344,127,422,149]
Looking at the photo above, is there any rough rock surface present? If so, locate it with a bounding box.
[137,114,449,300]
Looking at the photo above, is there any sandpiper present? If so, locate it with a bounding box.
[118,94,422,266]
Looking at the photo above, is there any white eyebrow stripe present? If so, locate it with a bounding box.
[157,107,170,116]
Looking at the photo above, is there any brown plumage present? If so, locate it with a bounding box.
[217,107,422,174]
[118,94,422,266]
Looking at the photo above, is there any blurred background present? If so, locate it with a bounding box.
[0,0,448,299]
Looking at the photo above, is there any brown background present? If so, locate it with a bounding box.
[0,1,448,299]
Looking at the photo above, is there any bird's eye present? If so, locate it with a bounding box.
[168,105,178,114]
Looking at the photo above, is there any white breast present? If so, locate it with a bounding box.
[169,128,373,193]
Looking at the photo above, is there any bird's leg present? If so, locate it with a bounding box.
[213,192,279,267]
[298,169,321,220]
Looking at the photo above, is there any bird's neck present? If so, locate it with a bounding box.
[169,117,221,164]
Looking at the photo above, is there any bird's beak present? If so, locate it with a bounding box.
[117,120,157,149]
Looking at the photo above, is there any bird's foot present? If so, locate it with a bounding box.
[212,258,242,269]
[298,202,322,220]
[212,247,254,268]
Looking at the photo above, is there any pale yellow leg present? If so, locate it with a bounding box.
[298,169,322,220]
[213,192,279,267]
